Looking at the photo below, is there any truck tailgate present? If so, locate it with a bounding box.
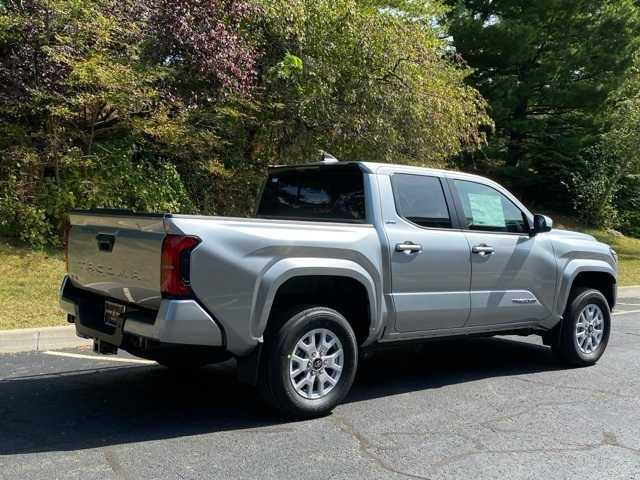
[67,211,166,309]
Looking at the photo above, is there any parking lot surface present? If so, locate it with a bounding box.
[2,300,640,480]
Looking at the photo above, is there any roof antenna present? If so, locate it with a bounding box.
[319,150,339,164]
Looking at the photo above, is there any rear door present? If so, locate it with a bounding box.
[448,179,556,327]
[381,171,471,333]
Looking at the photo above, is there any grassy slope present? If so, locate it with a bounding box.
[552,216,640,286]
[1,222,639,330]
[0,242,66,330]
[584,230,640,286]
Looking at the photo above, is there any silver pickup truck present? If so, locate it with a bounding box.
[60,161,617,418]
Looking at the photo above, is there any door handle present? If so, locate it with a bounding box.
[472,244,495,256]
[396,242,422,255]
[96,233,115,252]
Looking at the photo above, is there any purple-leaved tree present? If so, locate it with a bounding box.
[148,0,260,95]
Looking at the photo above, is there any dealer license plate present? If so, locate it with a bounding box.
[104,300,126,328]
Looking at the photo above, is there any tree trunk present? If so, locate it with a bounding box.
[506,97,528,168]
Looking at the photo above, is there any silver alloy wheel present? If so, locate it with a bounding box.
[575,303,605,354]
[289,328,344,400]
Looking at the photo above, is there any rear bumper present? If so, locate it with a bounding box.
[124,299,223,346]
[59,276,223,347]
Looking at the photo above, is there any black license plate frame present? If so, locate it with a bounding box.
[104,300,126,329]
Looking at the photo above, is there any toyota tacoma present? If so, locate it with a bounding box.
[60,160,617,418]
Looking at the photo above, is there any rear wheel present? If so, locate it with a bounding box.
[553,288,611,366]
[258,306,358,419]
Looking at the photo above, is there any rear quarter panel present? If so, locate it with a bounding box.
[166,216,384,356]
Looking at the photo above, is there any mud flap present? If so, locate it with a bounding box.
[236,343,263,386]
[542,319,562,347]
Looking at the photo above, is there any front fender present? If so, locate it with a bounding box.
[555,259,617,317]
[252,257,381,345]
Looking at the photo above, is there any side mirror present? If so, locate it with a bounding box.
[532,214,553,235]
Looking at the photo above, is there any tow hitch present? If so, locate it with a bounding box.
[93,339,118,355]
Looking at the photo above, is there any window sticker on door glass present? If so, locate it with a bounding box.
[468,193,506,227]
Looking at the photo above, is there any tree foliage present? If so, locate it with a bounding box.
[0,0,491,246]
[572,52,640,231]
[4,0,640,247]
[445,0,640,212]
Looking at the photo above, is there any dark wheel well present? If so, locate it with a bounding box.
[569,272,616,310]
[268,275,371,345]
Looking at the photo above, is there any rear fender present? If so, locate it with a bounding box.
[251,258,381,345]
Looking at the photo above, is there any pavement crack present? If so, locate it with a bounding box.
[602,432,640,456]
[427,441,617,474]
[331,414,432,480]
[379,429,487,453]
[429,435,640,473]
[478,399,583,429]
[104,449,133,480]
[511,376,636,399]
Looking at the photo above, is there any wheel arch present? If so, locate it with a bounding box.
[558,261,617,315]
[252,258,381,347]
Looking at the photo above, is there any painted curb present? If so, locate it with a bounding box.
[0,325,90,354]
[2,286,639,354]
[619,286,640,299]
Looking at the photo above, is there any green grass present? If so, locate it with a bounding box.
[550,215,640,286]
[584,230,640,286]
[1,219,639,330]
[0,241,67,330]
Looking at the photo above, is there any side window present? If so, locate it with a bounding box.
[391,174,452,229]
[453,180,529,234]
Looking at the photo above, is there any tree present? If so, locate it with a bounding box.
[0,0,492,246]
[247,0,492,167]
[445,0,640,210]
[573,52,640,230]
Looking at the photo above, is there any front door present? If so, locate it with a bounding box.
[449,179,556,327]
[382,172,471,333]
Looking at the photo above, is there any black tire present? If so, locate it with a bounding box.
[552,287,611,366]
[258,306,358,419]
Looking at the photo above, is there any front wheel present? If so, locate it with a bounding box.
[258,306,358,419]
[552,288,611,366]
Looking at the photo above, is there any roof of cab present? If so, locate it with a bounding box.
[269,160,492,184]
[267,160,532,218]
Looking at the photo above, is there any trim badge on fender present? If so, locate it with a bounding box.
[512,298,537,304]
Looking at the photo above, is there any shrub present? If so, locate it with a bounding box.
[0,147,194,247]
[0,179,53,248]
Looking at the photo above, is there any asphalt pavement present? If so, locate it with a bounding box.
[1,300,640,479]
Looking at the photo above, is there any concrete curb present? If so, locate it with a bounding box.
[0,325,90,354]
[619,286,640,299]
[2,285,639,355]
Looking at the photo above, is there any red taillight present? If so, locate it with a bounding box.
[160,234,201,297]
[63,218,71,273]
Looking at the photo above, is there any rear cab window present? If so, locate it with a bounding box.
[257,164,366,223]
[391,173,452,229]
